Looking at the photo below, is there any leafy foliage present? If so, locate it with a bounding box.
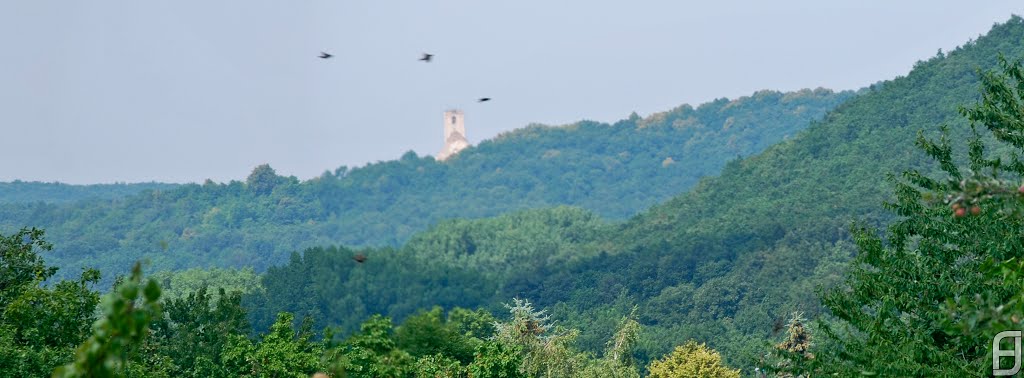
[331,315,416,377]
[494,298,586,377]
[150,267,262,301]
[394,307,477,363]
[0,227,57,308]
[148,285,250,377]
[53,263,162,378]
[244,207,604,335]
[758,312,814,377]
[807,52,1024,377]
[645,341,739,378]
[0,228,98,378]
[221,312,326,378]
[466,341,525,378]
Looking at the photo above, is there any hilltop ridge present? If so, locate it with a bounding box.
[0,87,851,279]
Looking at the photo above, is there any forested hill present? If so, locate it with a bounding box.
[0,181,178,204]
[0,88,851,277]
[243,16,1024,368]
[501,15,1024,363]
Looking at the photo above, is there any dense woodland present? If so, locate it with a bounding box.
[244,15,1024,370]
[2,15,1024,378]
[0,87,851,280]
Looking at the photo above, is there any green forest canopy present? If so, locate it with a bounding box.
[242,15,1024,370]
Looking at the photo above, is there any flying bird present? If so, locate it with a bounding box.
[419,53,433,62]
[352,254,367,263]
[771,317,786,334]
[478,97,491,102]
[319,52,333,59]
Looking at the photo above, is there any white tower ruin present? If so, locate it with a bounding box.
[437,109,470,161]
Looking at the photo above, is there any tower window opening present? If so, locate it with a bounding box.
[451,116,457,125]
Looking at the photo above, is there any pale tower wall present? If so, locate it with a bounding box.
[437,109,470,160]
[444,109,466,141]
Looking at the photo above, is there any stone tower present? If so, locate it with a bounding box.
[437,109,470,160]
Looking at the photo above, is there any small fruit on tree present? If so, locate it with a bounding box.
[954,207,967,218]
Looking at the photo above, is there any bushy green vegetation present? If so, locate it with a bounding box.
[0,88,851,281]
[801,53,1024,377]
[242,206,603,334]
[646,341,739,378]
[1,230,732,377]
[0,228,98,378]
[150,267,262,300]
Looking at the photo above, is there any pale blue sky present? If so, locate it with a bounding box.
[1,1,1021,184]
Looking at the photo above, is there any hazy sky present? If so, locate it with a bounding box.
[1,1,1021,184]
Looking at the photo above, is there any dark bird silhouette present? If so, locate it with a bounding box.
[478,97,491,102]
[352,254,367,263]
[419,53,433,62]
[319,52,333,59]
[771,316,786,334]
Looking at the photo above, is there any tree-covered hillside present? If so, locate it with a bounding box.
[0,181,178,204]
[525,16,1024,364]
[1,227,738,377]
[239,15,1024,370]
[0,88,851,279]
[4,14,1024,378]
